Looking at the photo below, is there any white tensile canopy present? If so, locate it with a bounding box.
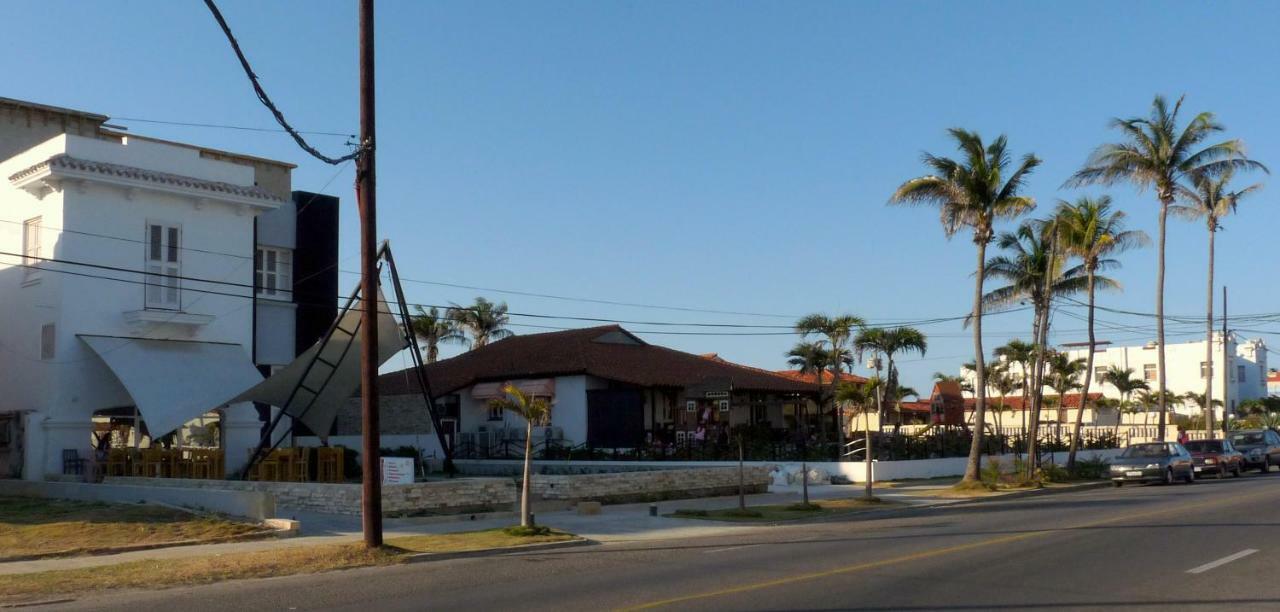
[232,289,407,437]
[80,335,264,438]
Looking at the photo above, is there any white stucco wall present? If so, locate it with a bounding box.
[0,134,278,479]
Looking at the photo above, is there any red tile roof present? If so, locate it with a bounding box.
[772,370,869,385]
[965,393,1103,411]
[379,325,817,397]
[897,400,932,413]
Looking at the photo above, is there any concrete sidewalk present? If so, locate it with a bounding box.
[0,480,1085,576]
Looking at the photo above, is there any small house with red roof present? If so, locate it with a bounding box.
[344,325,819,457]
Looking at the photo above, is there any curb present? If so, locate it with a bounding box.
[941,480,1113,505]
[0,598,77,609]
[402,537,596,563]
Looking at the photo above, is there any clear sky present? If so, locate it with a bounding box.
[6,1,1279,393]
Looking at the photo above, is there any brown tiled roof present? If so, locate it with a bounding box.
[772,370,869,385]
[8,155,286,203]
[898,401,932,413]
[964,393,1103,411]
[381,325,817,397]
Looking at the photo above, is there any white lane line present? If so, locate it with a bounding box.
[704,544,762,554]
[1187,549,1259,574]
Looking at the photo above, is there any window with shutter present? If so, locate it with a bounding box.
[145,222,181,309]
[22,217,41,281]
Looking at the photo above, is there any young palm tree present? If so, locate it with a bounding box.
[487,384,551,528]
[891,129,1039,484]
[786,341,833,451]
[995,339,1036,445]
[448,297,514,349]
[856,328,927,431]
[409,305,466,363]
[796,314,866,450]
[1101,366,1149,431]
[836,379,879,500]
[1172,169,1264,434]
[989,366,1019,433]
[980,221,1092,473]
[1066,94,1266,441]
[1054,196,1149,469]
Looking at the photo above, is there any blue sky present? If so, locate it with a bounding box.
[6,1,1279,392]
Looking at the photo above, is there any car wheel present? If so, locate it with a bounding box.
[1164,468,1174,485]
[1264,458,1272,474]
[1216,466,1226,479]
[1185,468,1195,484]
[1113,481,1123,488]
[1235,466,1243,478]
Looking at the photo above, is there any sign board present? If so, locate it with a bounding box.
[704,391,729,399]
[381,457,414,485]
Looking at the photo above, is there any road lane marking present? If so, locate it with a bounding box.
[704,545,761,554]
[1187,549,1259,574]
[620,487,1280,610]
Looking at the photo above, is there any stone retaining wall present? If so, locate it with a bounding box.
[106,477,516,516]
[106,466,768,514]
[532,466,770,504]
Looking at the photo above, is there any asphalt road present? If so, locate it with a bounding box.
[58,473,1280,611]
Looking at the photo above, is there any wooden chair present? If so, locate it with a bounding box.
[290,447,311,482]
[317,447,344,483]
[105,449,130,477]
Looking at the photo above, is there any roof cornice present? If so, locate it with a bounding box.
[9,154,286,211]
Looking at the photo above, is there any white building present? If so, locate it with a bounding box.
[0,98,338,480]
[965,333,1268,422]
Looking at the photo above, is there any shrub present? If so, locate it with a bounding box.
[981,457,1005,485]
[503,525,552,537]
[672,509,708,517]
[786,502,822,512]
[721,508,764,518]
[1040,463,1070,483]
[1071,456,1110,480]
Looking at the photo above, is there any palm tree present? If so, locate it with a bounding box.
[487,383,551,528]
[1172,169,1264,434]
[1044,352,1086,413]
[836,379,879,500]
[796,314,866,450]
[962,359,999,432]
[1054,196,1149,469]
[995,339,1036,446]
[856,328,927,432]
[980,221,1092,474]
[891,129,1039,484]
[448,297,513,349]
[787,341,832,452]
[1066,94,1266,441]
[409,306,466,363]
[1102,366,1148,436]
[989,366,1019,433]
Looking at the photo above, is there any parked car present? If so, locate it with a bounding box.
[1110,442,1196,486]
[1227,429,1280,473]
[1182,439,1245,479]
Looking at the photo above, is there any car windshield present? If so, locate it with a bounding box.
[1183,441,1221,453]
[1230,433,1265,446]
[1121,444,1169,458]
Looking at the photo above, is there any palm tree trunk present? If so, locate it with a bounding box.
[1020,365,1029,457]
[963,240,989,483]
[521,419,534,527]
[1027,300,1052,479]
[1204,226,1216,436]
[834,365,846,455]
[1156,197,1170,441]
[1067,271,1098,470]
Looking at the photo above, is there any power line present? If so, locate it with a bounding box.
[202,0,364,166]
[111,116,354,138]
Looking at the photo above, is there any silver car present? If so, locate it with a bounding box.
[1110,442,1196,486]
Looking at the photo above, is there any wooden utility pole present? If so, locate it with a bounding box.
[357,0,382,548]
[1222,286,1229,432]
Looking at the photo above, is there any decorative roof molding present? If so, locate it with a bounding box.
[9,154,285,210]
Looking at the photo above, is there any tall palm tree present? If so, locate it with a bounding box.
[1066,94,1266,441]
[409,305,466,363]
[786,341,832,451]
[995,339,1036,446]
[891,129,1039,484]
[796,314,866,450]
[487,384,551,528]
[1172,169,1264,434]
[981,221,1092,473]
[448,297,514,349]
[1054,196,1149,469]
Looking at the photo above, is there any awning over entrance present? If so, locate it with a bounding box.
[232,289,407,437]
[79,335,264,438]
[471,379,556,400]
